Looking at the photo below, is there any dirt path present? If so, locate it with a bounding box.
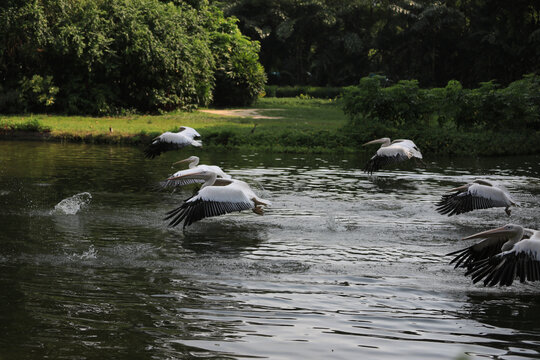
[199,109,282,119]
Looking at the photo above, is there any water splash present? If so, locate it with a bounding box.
[67,245,98,260]
[52,192,92,215]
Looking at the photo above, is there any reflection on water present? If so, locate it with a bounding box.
[0,141,539,359]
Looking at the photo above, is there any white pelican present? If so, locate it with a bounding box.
[363,138,423,174]
[162,156,231,188]
[436,180,516,216]
[144,126,202,159]
[164,168,271,228]
[447,224,540,286]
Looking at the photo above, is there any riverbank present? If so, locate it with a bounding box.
[1,97,539,155]
[0,98,352,153]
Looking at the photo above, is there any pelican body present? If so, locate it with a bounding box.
[144,126,202,159]
[436,180,516,216]
[363,138,423,174]
[162,156,231,188]
[447,224,540,286]
[164,168,270,228]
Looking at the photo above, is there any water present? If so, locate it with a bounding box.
[0,141,539,360]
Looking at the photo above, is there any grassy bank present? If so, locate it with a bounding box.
[1,96,539,155]
[0,98,350,153]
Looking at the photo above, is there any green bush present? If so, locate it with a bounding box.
[343,74,540,133]
[207,9,266,107]
[342,74,540,154]
[265,85,343,99]
[18,75,59,112]
[0,118,50,132]
[0,0,266,115]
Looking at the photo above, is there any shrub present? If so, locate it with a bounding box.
[0,118,50,132]
[0,0,266,114]
[206,9,266,107]
[343,74,540,135]
[264,85,343,99]
[18,75,59,112]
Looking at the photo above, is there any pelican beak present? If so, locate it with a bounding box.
[172,158,191,167]
[462,226,510,240]
[167,168,206,181]
[363,138,385,146]
[449,184,470,192]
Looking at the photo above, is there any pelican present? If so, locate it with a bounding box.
[435,180,517,216]
[363,138,423,174]
[164,168,271,228]
[162,156,231,188]
[447,224,540,286]
[144,126,202,159]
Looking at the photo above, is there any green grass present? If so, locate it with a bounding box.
[0,98,349,152]
[3,97,537,155]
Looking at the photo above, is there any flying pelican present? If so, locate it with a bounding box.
[435,180,517,216]
[161,156,231,188]
[447,224,540,286]
[363,138,423,174]
[164,168,271,228]
[144,126,202,159]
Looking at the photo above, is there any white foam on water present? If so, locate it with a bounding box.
[52,192,92,215]
[67,245,98,260]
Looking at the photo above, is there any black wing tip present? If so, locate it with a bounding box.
[434,192,488,217]
[364,154,410,174]
[464,252,540,287]
[164,199,253,228]
[144,146,161,159]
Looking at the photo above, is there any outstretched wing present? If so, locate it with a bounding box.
[392,140,423,159]
[364,153,410,174]
[364,143,421,175]
[446,236,510,269]
[435,184,508,216]
[179,126,201,138]
[144,132,201,159]
[160,177,205,188]
[164,185,254,228]
[464,238,540,287]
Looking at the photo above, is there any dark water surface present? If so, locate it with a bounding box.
[1,141,539,359]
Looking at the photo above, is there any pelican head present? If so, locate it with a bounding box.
[462,224,524,241]
[172,156,199,168]
[363,137,391,147]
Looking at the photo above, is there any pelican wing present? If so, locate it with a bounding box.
[161,177,205,188]
[447,236,512,269]
[465,235,540,287]
[161,165,231,189]
[144,132,202,159]
[364,142,422,174]
[179,126,201,138]
[164,184,254,228]
[435,184,510,216]
[392,140,423,158]
[364,153,410,174]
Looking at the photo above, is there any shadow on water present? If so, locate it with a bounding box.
[178,221,269,254]
[443,291,540,358]
[461,292,540,333]
[366,175,419,193]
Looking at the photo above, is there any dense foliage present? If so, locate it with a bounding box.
[0,0,265,115]
[342,74,540,154]
[264,85,342,99]
[221,0,540,88]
